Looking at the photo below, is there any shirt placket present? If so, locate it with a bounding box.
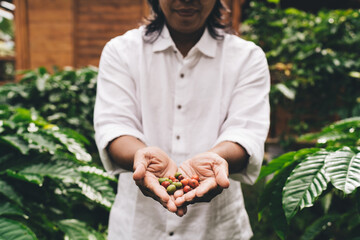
[165,54,190,239]
[171,56,188,158]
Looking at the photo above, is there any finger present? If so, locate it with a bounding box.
[176,205,187,217]
[195,179,217,197]
[215,164,230,189]
[166,199,177,213]
[145,177,170,203]
[133,161,147,181]
[174,189,184,199]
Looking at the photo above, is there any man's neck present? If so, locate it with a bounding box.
[167,25,205,57]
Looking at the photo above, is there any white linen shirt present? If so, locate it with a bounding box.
[94,25,270,240]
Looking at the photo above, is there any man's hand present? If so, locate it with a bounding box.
[133,146,186,215]
[174,152,230,207]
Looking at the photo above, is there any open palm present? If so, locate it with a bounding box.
[133,147,178,212]
[175,152,230,207]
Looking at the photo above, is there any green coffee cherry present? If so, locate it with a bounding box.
[175,172,182,178]
[174,182,182,189]
[158,178,168,184]
[167,184,176,194]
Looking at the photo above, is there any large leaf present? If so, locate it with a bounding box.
[258,151,297,181]
[0,180,23,207]
[0,135,29,155]
[57,219,105,240]
[51,132,91,162]
[300,214,339,240]
[282,150,329,220]
[258,148,320,181]
[0,201,25,217]
[325,147,360,194]
[258,162,297,240]
[7,162,80,186]
[0,218,37,240]
[74,174,115,209]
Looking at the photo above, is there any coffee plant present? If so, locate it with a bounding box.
[258,117,360,240]
[0,104,116,239]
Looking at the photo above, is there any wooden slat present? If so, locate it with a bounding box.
[27,0,75,69]
[14,0,30,74]
[74,0,144,68]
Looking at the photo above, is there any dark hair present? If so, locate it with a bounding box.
[145,0,229,40]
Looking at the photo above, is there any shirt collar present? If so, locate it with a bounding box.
[150,25,219,58]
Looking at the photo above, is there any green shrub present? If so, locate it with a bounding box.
[0,67,97,146]
[0,105,116,239]
[258,117,360,239]
[242,2,360,136]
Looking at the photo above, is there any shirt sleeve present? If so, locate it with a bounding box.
[93,38,146,175]
[214,45,270,185]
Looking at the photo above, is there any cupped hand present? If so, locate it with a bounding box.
[174,152,230,207]
[132,146,186,215]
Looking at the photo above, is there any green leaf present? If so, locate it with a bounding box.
[258,151,297,181]
[300,214,339,240]
[75,173,115,209]
[0,136,29,155]
[0,201,25,217]
[6,169,44,185]
[267,0,280,4]
[57,219,105,240]
[349,71,360,78]
[282,150,330,220]
[16,162,80,185]
[325,147,360,194]
[274,83,296,100]
[258,162,297,239]
[0,180,23,207]
[0,218,37,240]
[258,148,320,181]
[51,131,91,162]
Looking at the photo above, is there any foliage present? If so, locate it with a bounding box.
[0,67,97,141]
[258,117,360,239]
[242,2,360,136]
[0,67,99,161]
[0,105,116,240]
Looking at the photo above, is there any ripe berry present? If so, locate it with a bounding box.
[180,178,189,186]
[183,185,191,193]
[161,181,170,188]
[191,175,200,181]
[188,179,199,188]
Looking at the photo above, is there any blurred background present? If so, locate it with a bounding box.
[0,0,359,239]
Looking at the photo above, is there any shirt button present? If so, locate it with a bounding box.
[173,50,177,54]
[180,73,184,78]
[176,135,180,140]
[177,105,182,109]
[169,232,174,236]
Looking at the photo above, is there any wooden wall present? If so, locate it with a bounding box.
[74,0,145,67]
[15,0,244,71]
[27,0,74,69]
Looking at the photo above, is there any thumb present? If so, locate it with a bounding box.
[214,163,230,189]
[133,160,147,181]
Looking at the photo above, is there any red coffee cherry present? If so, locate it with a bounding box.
[188,179,199,188]
[183,185,191,193]
[180,178,189,186]
[191,175,199,181]
[161,181,171,188]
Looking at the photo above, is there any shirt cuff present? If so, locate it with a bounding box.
[95,126,146,175]
[214,129,264,185]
